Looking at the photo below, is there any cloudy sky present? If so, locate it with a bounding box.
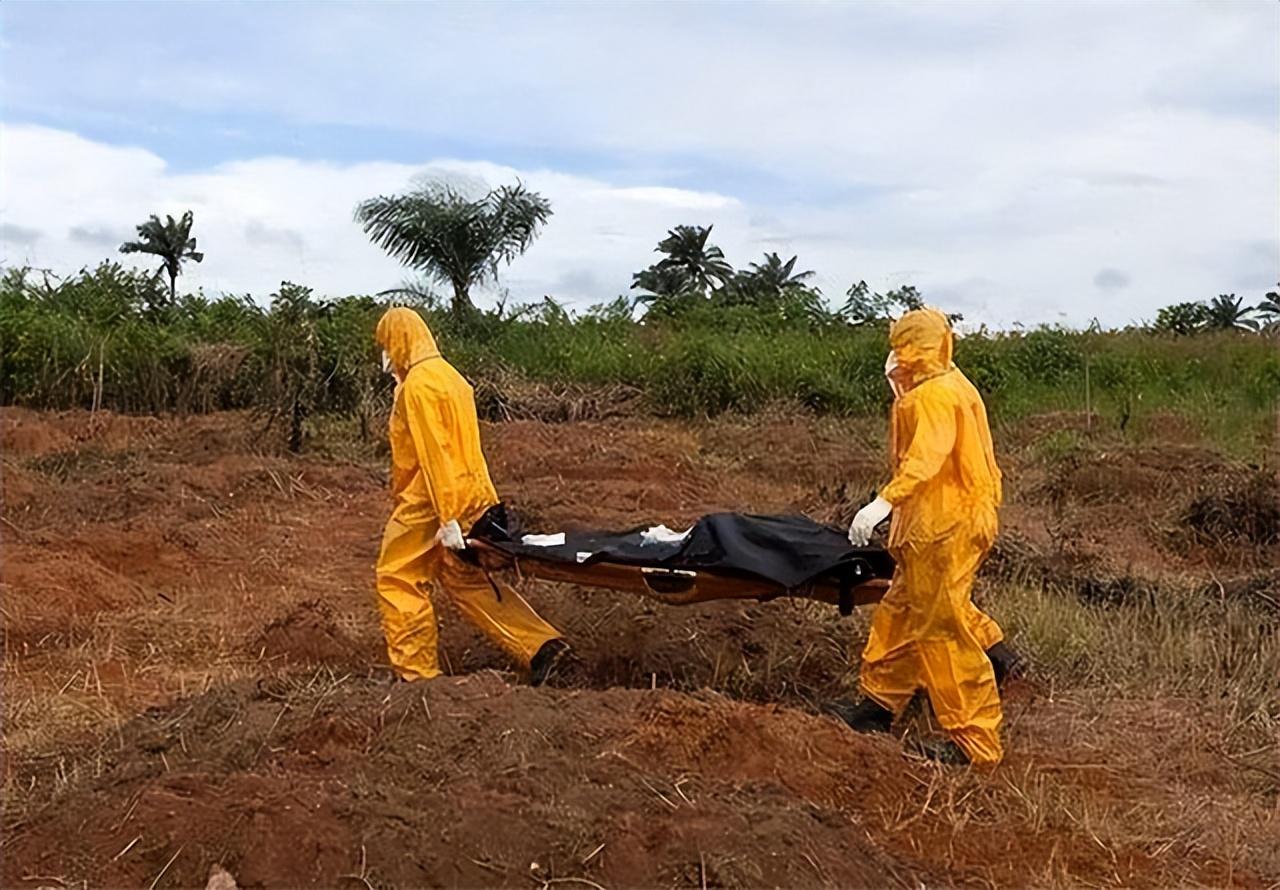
[1,2,1276,326]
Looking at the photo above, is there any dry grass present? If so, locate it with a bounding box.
[4,406,1278,886]
[1182,472,1280,548]
[473,369,644,424]
[999,581,1279,726]
[870,575,1280,886]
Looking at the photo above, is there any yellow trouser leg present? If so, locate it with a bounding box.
[375,513,442,681]
[376,510,563,678]
[859,569,922,715]
[860,535,1004,764]
[432,548,562,669]
[963,540,1002,651]
[910,538,1003,764]
[966,602,1004,651]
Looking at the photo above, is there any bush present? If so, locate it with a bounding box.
[2,264,1274,455]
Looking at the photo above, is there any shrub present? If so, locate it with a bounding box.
[2,264,1273,455]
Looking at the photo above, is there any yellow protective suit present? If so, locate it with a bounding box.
[374,307,562,681]
[859,308,1005,764]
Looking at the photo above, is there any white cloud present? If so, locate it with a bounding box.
[0,1,1276,326]
[1,118,1276,326]
[0,124,751,308]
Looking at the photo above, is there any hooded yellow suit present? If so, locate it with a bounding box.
[860,309,1005,764]
[374,307,561,681]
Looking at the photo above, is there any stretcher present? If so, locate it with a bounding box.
[464,507,894,615]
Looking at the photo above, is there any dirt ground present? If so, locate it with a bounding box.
[2,407,1277,888]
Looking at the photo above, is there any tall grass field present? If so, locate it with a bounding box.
[2,263,1276,456]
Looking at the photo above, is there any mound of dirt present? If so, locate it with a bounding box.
[252,601,368,666]
[11,671,1265,889]
[2,543,147,642]
[1034,444,1234,508]
[985,533,1163,606]
[2,407,170,457]
[6,407,1276,888]
[987,528,1280,620]
[3,675,930,889]
[0,462,41,511]
[1182,471,1280,547]
[1,408,74,457]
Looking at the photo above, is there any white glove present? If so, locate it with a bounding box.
[436,519,466,550]
[848,496,892,546]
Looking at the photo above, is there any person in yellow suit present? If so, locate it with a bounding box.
[835,307,1009,765]
[373,306,567,683]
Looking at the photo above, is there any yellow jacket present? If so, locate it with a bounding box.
[880,309,1002,548]
[376,307,498,529]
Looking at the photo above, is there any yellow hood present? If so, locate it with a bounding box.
[375,307,440,375]
[889,308,954,384]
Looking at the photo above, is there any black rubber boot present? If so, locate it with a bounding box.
[912,737,970,766]
[529,639,571,687]
[826,698,894,734]
[986,641,1022,689]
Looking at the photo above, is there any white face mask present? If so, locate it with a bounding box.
[381,350,393,376]
[884,350,904,399]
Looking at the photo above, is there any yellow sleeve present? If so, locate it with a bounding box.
[978,398,1003,506]
[880,389,956,506]
[403,385,465,523]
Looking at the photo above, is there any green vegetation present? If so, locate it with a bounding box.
[1153,290,1278,335]
[3,206,1275,454]
[2,260,1276,456]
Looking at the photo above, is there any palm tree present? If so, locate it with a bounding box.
[743,252,816,297]
[355,181,552,317]
[717,252,819,313]
[1204,294,1259,331]
[1257,283,1280,331]
[651,225,734,296]
[119,210,204,304]
[631,265,692,300]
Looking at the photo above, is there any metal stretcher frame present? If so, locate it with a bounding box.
[467,538,890,612]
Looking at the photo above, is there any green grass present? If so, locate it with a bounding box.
[3,263,1276,457]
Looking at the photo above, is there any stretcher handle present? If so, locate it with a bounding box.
[640,566,697,595]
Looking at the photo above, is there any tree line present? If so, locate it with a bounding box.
[3,180,1275,454]
[108,181,1280,334]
